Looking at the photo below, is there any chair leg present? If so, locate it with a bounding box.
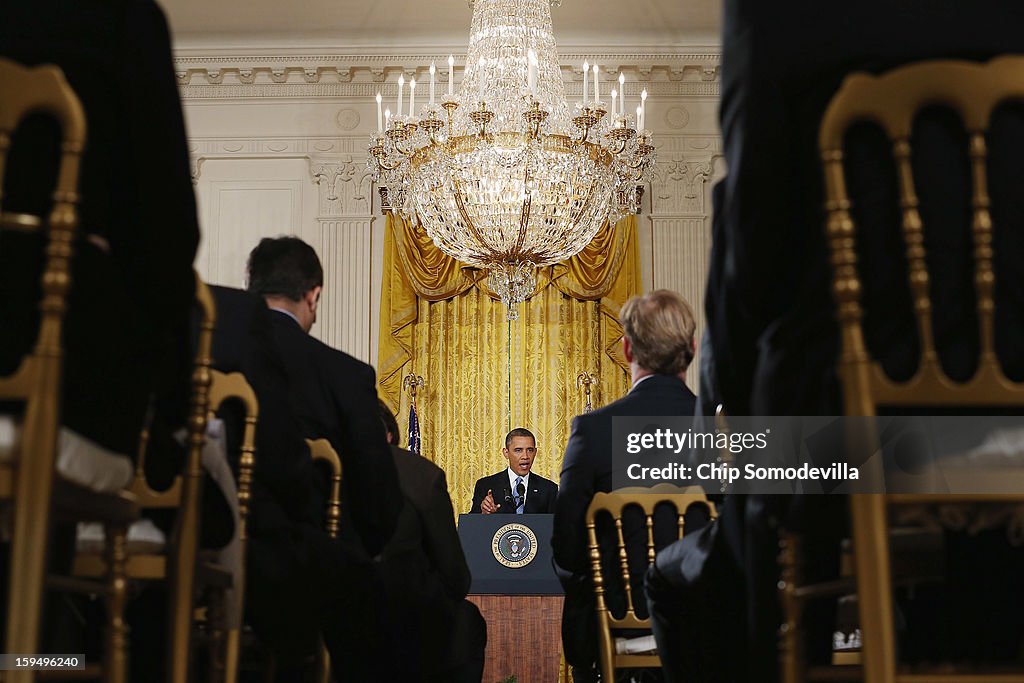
[167,468,202,683]
[779,532,805,683]
[104,523,129,683]
[206,587,226,683]
[315,640,331,683]
[5,419,59,683]
[224,627,241,683]
[598,616,615,683]
[850,495,896,683]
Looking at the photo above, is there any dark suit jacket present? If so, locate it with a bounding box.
[0,0,199,455]
[469,470,558,514]
[680,3,1024,682]
[265,310,401,558]
[707,0,1024,417]
[551,374,699,668]
[207,287,345,661]
[326,446,473,678]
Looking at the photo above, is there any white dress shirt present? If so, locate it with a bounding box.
[507,467,531,507]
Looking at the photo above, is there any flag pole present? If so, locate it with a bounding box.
[402,372,425,455]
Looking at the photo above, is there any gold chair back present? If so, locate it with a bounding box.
[207,369,258,683]
[585,485,717,683]
[0,56,86,680]
[163,274,216,683]
[305,437,343,683]
[820,56,1024,414]
[306,438,342,539]
[818,56,1024,683]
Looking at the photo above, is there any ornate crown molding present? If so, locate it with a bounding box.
[173,50,720,99]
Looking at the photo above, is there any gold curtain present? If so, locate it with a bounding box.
[378,212,641,516]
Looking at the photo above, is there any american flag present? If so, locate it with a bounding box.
[407,402,422,455]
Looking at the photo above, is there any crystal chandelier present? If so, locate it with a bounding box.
[368,0,656,319]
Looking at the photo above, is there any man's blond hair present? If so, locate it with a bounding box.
[619,290,697,375]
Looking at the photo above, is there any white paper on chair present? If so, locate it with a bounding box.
[615,634,658,655]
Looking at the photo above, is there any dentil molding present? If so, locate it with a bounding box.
[173,51,720,99]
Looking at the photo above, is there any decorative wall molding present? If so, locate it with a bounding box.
[173,51,720,99]
[178,79,718,100]
[655,134,722,157]
[311,160,373,217]
[187,136,373,184]
[650,157,721,217]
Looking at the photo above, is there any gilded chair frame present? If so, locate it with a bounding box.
[206,369,258,683]
[816,56,1024,683]
[0,57,90,683]
[305,437,342,683]
[585,485,717,683]
[70,276,221,682]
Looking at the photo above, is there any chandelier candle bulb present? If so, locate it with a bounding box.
[593,64,600,104]
[448,54,454,96]
[409,78,416,116]
[640,88,647,131]
[582,60,589,106]
[429,62,436,105]
[636,105,642,131]
[618,73,626,115]
[397,75,405,117]
[610,88,617,117]
[384,107,391,129]
[376,92,383,131]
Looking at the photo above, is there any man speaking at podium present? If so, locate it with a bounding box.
[470,428,557,514]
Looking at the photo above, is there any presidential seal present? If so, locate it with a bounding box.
[491,523,538,568]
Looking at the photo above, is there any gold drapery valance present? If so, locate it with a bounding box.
[379,213,641,412]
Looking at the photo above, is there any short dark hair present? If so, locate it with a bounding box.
[378,399,400,447]
[246,236,324,301]
[505,427,535,449]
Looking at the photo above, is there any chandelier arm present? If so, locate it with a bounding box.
[394,141,417,156]
[573,125,592,146]
[374,156,404,172]
[607,138,627,155]
[624,155,650,171]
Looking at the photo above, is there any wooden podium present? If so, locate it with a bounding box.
[458,514,564,683]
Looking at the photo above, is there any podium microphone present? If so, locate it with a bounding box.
[503,488,514,508]
[516,481,526,500]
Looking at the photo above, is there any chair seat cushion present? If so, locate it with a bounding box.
[76,518,166,554]
[614,634,658,655]
[0,415,133,493]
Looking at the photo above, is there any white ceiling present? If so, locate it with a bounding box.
[162,0,721,51]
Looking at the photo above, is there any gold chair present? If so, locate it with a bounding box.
[71,279,258,683]
[0,57,141,683]
[305,438,342,683]
[793,55,1024,683]
[206,369,259,683]
[586,485,717,683]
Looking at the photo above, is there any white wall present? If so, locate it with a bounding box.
[177,47,725,386]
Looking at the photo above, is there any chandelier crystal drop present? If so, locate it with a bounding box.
[368,0,655,319]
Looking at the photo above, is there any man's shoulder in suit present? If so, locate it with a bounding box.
[392,446,444,497]
[268,310,375,383]
[529,472,558,491]
[585,374,697,420]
